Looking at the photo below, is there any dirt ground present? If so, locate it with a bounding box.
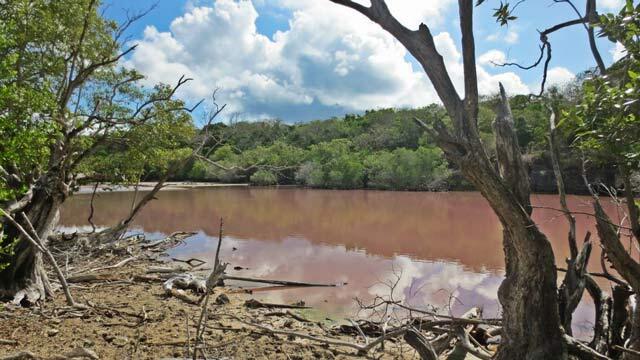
[0,246,414,360]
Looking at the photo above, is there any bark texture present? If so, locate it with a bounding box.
[0,180,63,304]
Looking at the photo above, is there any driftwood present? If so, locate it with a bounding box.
[222,275,340,287]
[233,315,408,355]
[403,328,438,360]
[165,288,199,305]
[564,335,613,360]
[148,265,192,274]
[244,299,310,309]
[141,232,196,250]
[163,274,206,294]
[0,352,36,360]
[264,310,311,323]
[67,274,120,283]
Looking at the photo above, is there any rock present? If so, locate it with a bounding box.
[215,294,230,305]
[83,339,95,347]
[101,333,115,342]
[112,336,129,347]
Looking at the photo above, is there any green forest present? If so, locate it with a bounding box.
[159,88,606,193]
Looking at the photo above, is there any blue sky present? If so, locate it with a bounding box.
[104,0,626,123]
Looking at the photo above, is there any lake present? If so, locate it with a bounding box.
[59,187,628,337]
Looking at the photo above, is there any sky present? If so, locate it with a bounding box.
[103,0,627,123]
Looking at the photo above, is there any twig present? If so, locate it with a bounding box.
[193,218,225,360]
[564,334,612,360]
[233,315,408,355]
[85,256,137,273]
[613,345,640,356]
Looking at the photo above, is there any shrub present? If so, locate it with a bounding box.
[250,170,278,186]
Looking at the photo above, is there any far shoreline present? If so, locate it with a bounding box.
[76,181,617,197]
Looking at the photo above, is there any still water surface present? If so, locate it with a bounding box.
[59,188,629,336]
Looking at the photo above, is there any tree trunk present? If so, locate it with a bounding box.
[0,187,61,305]
[488,86,566,359]
[327,2,566,358]
[625,294,640,359]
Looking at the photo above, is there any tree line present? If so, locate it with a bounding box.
[174,88,614,193]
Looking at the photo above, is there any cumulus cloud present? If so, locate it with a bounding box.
[611,42,627,62]
[478,50,507,67]
[546,67,576,87]
[125,0,534,121]
[598,0,624,11]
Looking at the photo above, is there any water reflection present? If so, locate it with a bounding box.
[59,188,626,337]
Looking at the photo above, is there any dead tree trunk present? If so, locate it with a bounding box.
[329,1,566,358]
[490,86,566,359]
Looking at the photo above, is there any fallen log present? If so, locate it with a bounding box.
[404,328,438,360]
[147,265,191,274]
[67,273,120,283]
[141,231,196,249]
[222,275,342,287]
[264,310,311,323]
[244,299,310,309]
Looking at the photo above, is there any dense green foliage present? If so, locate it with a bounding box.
[0,1,197,194]
[0,1,197,269]
[183,98,558,190]
[563,1,640,170]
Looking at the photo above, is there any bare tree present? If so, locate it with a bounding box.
[329,1,566,358]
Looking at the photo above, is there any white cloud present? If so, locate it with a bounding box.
[478,50,507,67]
[274,0,455,29]
[546,67,576,87]
[611,42,627,62]
[598,0,624,11]
[479,69,530,95]
[126,0,534,121]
